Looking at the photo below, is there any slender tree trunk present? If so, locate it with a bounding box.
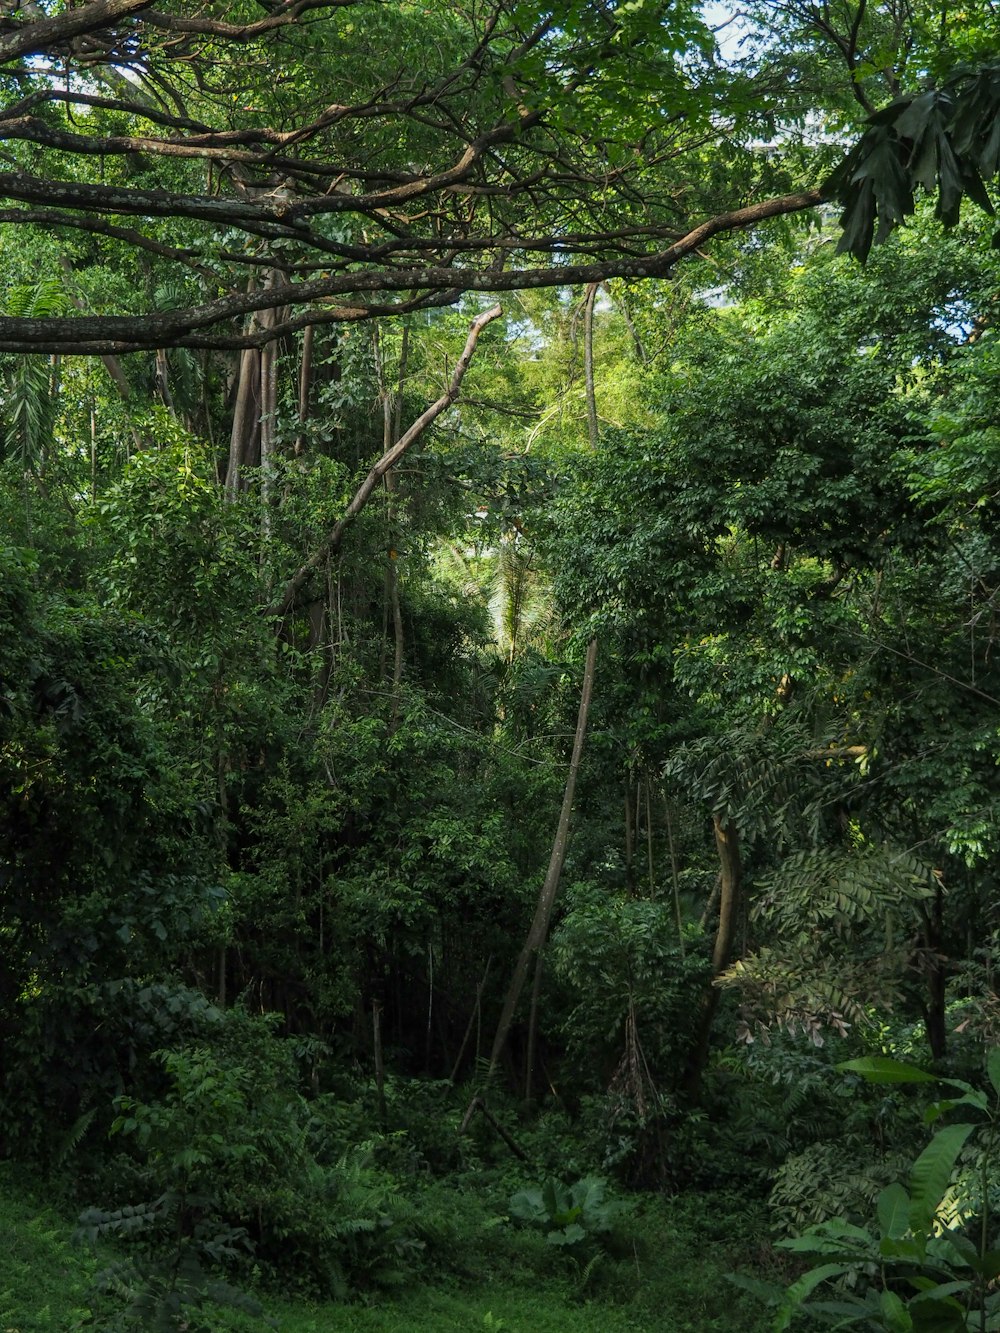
[645,776,655,898]
[225,274,267,498]
[374,325,410,728]
[394,327,408,440]
[449,954,492,1083]
[258,271,282,545]
[685,814,741,1098]
[473,636,598,1099]
[524,949,544,1107]
[388,554,404,728]
[624,781,634,877]
[612,286,649,365]
[922,881,947,1061]
[583,281,599,450]
[90,398,97,503]
[154,347,175,415]
[294,323,314,456]
[663,792,685,956]
[259,340,276,539]
[380,326,410,727]
[373,1000,387,1129]
[425,940,434,1073]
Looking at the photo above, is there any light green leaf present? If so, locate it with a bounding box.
[908,1123,975,1237]
[838,1057,937,1084]
[881,1236,927,1262]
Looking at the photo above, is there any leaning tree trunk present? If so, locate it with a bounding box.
[485,280,602,1103]
[469,634,599,1108]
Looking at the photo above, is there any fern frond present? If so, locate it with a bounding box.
[53,1107,97,1168]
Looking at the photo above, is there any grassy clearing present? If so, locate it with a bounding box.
[0,1167,772,1332]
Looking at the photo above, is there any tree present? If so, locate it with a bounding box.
[546,210,1000,1075]
[0,0,830,355]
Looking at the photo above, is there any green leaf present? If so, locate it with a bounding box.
[924,1089,989,1123]
[879,1288,913,1332]
[987,1049,1000,1098]
[881,1236,928,1262]
[772,1263,855,1332]
[936,1233,1000,1280]
[878,1183,911,1239]
[778,1219,874,1256]
[838,1057,937,1084]
[805,1298,874,1321]
[547,1222,586,1247]
[509,1189,546,1224]
[907,1288,970,1333]
[725,1273,784,1307]
[908,1123,975,1237]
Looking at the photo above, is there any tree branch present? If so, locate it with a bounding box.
[0,0,152,64]
[0,190,823,353]
[265,303,502,620]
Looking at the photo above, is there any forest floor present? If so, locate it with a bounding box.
[0,1165,776,1332]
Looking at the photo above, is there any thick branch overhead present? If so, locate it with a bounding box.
[0,0,827,352]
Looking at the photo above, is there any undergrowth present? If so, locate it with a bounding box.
[0,1159,774,1332]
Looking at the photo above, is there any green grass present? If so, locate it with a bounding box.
[0,1167,774,1332]
[0,1166,114,1332]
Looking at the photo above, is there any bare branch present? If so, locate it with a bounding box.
[266,303,502,620]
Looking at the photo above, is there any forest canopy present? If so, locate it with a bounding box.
[0,0,992,354]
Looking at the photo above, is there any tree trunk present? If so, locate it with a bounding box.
[294,323,314,456]
[154,347,175,415]
[663,792,685,956]
[258,315,277,542]
[645,775,655,898]
[922,881,947,1062]
[473,636,598,1098]
[374,324,409,730]
[624,780,634,878]
[225,344,261,497]
[685,814,741,1098]
[583,281,599,450]
[224,276,283,525]
[523,949,544,1107]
